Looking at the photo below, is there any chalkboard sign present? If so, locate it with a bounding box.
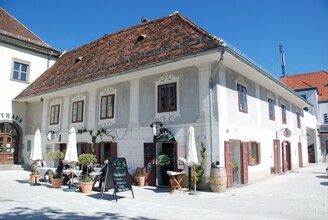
[100,157,134,201]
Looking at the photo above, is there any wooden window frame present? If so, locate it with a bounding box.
[72,100,84,123]
[248,141,261,166]
[157,82,177,113]
[100,94,115,119]
[50,105,60,125]
[268,98,275,121]
[281,104,287,124]
[237,84,248,113]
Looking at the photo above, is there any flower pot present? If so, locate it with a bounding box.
[138,176,145,187]
[81,182,93,194]
[30,174,40,184]
[51,178,62,188]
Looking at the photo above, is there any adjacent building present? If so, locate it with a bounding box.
[14,12,313,189]
[0,7,59,164]
[280,71,328,163]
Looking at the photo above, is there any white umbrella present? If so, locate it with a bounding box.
[65,127,78,163]
[186,126,198,192]
[30,128,42,161]
[30,128,42,185]
[65,127,78,189]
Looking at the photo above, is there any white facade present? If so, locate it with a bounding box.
[19,47,311,188]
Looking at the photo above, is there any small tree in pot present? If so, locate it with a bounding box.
[78,153,97,193]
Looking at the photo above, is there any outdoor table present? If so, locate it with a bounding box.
[90,171,101,180]
[167,170,186,193]
[38,167,56,180]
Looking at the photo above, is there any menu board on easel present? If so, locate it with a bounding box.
[101,157,134,202]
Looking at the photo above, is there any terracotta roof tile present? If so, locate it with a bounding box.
[0,7,58,51]
[16,13,223,99]
[279,71,328,101]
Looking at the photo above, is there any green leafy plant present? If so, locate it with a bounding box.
[79,153,97,183]
[136,168,144,177]
[78,153,97,165]
[158,154,171,166]
[232,162,239,171]
[81,175,93,183]
[196,142,206,186]
[52,171,63,179]
[47,151,64,161]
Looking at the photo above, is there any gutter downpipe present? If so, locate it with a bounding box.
[209,46,225,165]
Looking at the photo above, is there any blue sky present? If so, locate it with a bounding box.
[1,0,327,78]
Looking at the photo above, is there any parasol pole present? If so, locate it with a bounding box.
[193,165,197,191]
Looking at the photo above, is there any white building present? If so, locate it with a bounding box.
[15,12,312,189]
[0,7,59,164]
[280,71,328,163]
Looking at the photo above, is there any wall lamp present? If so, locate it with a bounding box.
[276,128,292,139]
[299,133,311,141]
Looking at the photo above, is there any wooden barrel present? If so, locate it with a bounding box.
[210,167,227,192]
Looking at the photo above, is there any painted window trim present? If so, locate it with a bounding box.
[10,58,31,83]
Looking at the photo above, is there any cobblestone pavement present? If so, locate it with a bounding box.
[0,163,327,220]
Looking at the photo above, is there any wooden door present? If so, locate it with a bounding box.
[0,134,14,164]
[286,142,291,170]
[298,142,303,167]
[273,140,281,173]
[224,141,233,188]
[241,142,249,184]
[144,143,156,186]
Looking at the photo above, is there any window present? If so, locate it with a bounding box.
[50,105,60,125]
[301,94,307,100]
[12,61,29,82]
[296,112,301,128]
[237,84,248,113]
[100,95,114,119]
[249,142,261,165]
[324,114,328,124]
[268,98,275,120]
[281,104,287,124]
[72,101,84,123]
[158,83,177,113]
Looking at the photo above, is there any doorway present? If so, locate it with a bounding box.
[281,141,291,172]
[225,140,248,188]
[273,140,281,173]
[0,123,19,164]
[156,142,177,186]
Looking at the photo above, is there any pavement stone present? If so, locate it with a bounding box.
[0,163,327,220]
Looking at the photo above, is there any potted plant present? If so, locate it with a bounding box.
[30,163,40,184]
[158,154,171,186]
[232,162,239,172]
[47,151,64,167]
[51,171,63,188]
[135,167,145,187]
[79,153,97,193]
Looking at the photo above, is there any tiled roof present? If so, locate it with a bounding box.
[279,71,328,101]
[16,12,223,99]
[0,7,58,51]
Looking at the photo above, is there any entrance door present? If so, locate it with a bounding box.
[282,141,291,172]
[241,142,249,184]
[273,140,281,173]
[298,142,303,167]
[156,142,177,186]
[0,134,14,164]
[0,123,19,164]
[224,141,233,188]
